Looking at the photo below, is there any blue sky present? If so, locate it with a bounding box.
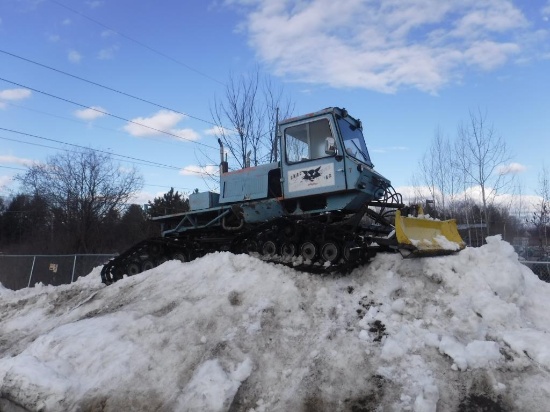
[1,0,549,207]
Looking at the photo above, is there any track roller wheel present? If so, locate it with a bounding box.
[281,242,297,259]
[147,243,163,258]
[126,261,141,276]
[283,223,296,239]
[261,240,277,257]
[321,241,340,263]
[113,267,125,281]
[172,252,188,262]
[343,241,361,262]
[245,239,258,254]
[141,259,155,272]
[300,241,318,261]
[157,256,169,266]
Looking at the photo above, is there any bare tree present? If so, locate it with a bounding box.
[210,67,294,170]
[418,126,460,219]
[511,182,526,228]
[18,149,143,253]
[530,164,550,248]
[455,109,513,236]
[262,75,294,163]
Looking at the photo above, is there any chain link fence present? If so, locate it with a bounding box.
[1,254,548,292]
[0,254,116,291]
[522,261,550,283]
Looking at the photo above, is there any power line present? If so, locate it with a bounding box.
[0,54,275,159]
[0,131,219,177]
[0,135,177,171]
[2,100,207,151]
[0,50,273,144]
[47,0,225,86]
[144,184,194,192]
[0,135,63,155]
[0,175,198,199]
[0,77,218,150]
[0,165,26,171]
[0,48,223,129]
[0,131,182,171]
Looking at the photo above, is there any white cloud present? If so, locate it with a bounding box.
[97,45,119,60]
[459,185,540,213]
[397,184,541,215]
[129,190,156,206]
[74,106,108,121]
[0,88,31,109]
[396,185,433,202]
[204,126,234,136]
[0,154,34,166]
[123,110,189,138]
[48,34,60,42]
[464,41,520,70]
[68,50,82,63]
[87,1,103,9]
[101,30,115,38]
[498,162,527,175]
[370,146,409,154]
[179,165,218,177]
[450,2,527,39]
[0,88,32,101]
[62,18,71,25]
[0,175,13,191]
[172,128,200,141]
[227,0,535,94]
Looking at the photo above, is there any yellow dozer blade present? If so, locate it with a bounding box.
[395,209,465,256]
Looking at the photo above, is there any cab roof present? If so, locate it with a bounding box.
[279,107,361,130]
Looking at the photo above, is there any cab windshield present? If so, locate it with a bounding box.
[337,117,373,167]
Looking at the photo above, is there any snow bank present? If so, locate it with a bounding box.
[1,236,549,411]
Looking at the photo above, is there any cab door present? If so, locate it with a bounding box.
[281,115,346,199]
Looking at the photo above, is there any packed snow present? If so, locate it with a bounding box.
[409,235,462,251]
[1,235,549,411]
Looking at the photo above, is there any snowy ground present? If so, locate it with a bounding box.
[0,235,549,412]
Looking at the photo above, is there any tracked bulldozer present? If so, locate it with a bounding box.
[101,107,464,284]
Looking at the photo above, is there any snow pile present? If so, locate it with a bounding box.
[410,234,462,251]
[1,236,549,411]
[411,213,437,220]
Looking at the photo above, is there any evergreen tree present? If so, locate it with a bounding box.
[146,188,189,217]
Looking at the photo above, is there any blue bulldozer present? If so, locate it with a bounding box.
[101,107,464,284]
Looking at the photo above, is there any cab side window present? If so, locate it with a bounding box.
[285,118,333,163]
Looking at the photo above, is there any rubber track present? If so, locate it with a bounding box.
[101,210,398,285]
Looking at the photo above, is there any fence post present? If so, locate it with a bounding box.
[27,256,36,288]
[71,255,77,283]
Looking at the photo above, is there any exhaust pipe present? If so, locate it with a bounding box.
[218,139,228,175]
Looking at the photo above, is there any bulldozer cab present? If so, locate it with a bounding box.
[280,112,347,198]
[278,107,465,256]
[278,107,392,207]
[337,117,373,168]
